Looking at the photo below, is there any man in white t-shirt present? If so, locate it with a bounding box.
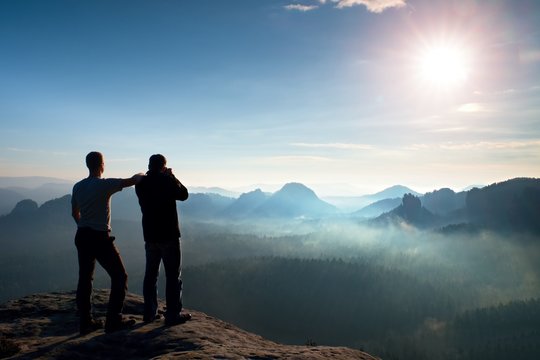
[71,151,143,335]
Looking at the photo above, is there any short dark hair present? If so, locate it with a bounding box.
[148,154,167,171]
[86,151,104,172]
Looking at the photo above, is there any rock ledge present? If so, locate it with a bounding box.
[0,290,379,359]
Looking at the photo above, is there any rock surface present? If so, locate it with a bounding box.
[0,289,379,359]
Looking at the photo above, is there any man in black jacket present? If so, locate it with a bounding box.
[135,154,191,325]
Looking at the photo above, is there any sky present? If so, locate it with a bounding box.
[1,0,540,195]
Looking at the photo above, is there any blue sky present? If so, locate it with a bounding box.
[1,0,540,195]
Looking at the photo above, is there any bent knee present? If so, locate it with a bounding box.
[112,271,128,284]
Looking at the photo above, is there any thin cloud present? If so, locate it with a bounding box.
[291,142,374,150]
[284,4,319,12]
[265,155,333,163]
[6,147,69,156]
[475,86,540,98]
[407,140,540,151]
[107,157,143,163]
[441,141,540,151]
[332,0,406,13]
[284,0,406,13]
[7,147,34,153]
[457,103,487,113]
[425,127,469,133]
[520,49,540,64]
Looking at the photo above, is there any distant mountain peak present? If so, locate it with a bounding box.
[383,184,410,191]
[370,185,422,198]
[372,193,438,228]
[0,176,72,188]
[276,182,317,198]
[252,182,337,218]
[10,199,38,215]
[189,186,240,198]
[239,188,266,197]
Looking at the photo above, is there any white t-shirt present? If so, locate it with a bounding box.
[72,177,123,231]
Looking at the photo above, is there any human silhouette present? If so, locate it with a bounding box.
[135,154,191,325]
[71,151,143,335]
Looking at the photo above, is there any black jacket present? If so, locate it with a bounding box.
[135,171,188,242]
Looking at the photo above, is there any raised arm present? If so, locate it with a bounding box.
[165,168,188,201]
[72,203,80,225]
[174,180,189,201]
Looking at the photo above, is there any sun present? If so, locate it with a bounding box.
[417,43,471,90]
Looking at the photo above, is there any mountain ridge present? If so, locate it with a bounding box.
[323,185,421,212]
[3,178,539,232]
[370,177,540,234]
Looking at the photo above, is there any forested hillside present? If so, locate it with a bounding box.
[466,178,540,234]
[183,257,540,360]
[448,299,540,360]
[184,257,456,348]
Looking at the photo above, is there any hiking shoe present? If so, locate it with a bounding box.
[165,313,192,326]
[80,318,103,335]
[104,318,136,334]
[143,314,162,323]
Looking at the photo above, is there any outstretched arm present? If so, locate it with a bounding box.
[120,173,144,188]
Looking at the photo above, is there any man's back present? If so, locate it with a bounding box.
[72,151,143,335]
[135,171,188,242]
[72,177,123,232]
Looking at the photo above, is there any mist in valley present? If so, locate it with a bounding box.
[1,179,539,359]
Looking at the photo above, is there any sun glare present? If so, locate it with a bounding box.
[417,44,470,90]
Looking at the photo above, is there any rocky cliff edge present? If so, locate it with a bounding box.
[0,289,379,360]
